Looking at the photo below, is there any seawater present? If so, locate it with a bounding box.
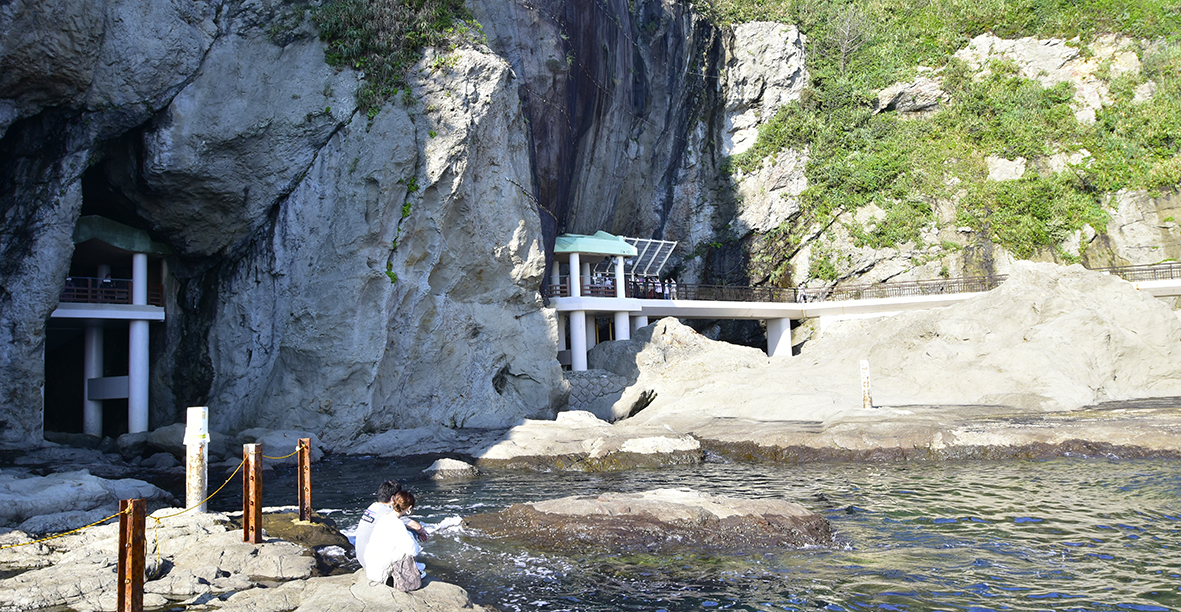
[212,456,1181,612]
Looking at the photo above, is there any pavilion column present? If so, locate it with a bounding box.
[630,315,649,333]
[614,256,626,297]
[128,252,149,433]
[613,311,630,341]
[550,259,562,295]
[569,253,581,298]
[585,313,597,349]
[570,310,587,371]
[580,262,591,295]
[82,324,104,437]
[556,313,567,351]
[766,318,791,357]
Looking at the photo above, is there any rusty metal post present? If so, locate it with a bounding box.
[860,360,873,410]
[242,443,263,543]
[297,438,312,522]
[117,498,145,612]
[184,407,209,513]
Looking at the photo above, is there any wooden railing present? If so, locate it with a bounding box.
[60,277,164,306]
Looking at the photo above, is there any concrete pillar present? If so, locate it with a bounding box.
[97,263,111,279]
[132,253,147,305]
[556,313,567,351]
[128,320,149,433]
[580,261,591,295]
[614,256,626,297]
[569,253,581,298]
[766,318,791,357]
[613,311,630,341]
[550,258,561,294]
[630,315,648,332]
[570,310,587,371]
[585,313,597,349]
[82,324,104,437]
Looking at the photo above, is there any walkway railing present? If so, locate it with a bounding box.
[59,277,164,306]
[549,261,1181,304]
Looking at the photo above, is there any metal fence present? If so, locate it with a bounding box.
[543,261,1180,305]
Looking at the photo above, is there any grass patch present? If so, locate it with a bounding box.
[311,0,480,114]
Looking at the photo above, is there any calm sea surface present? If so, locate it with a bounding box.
[209,455,1181,612]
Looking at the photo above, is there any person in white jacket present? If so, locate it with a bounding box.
[363,490,424,589]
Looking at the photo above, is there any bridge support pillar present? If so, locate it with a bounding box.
[613,311,630,341]
[630,315,648,333]
[766,318,791,357]
[585,313,597,350]
[570,310,587,371]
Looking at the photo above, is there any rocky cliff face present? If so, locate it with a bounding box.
[0,0,562,448]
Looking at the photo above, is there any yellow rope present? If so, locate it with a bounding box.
[0,506,129,550]
[261,445,303,461]
[148,457,247,566]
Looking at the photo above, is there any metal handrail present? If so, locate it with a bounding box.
[542,261,1180,304]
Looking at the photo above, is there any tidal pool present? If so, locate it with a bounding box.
[217,455,1181,612]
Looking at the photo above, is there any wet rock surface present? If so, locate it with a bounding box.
[463,488,832,553]
[0,507,485,612]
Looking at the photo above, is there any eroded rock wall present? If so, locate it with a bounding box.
[0,0,562,448]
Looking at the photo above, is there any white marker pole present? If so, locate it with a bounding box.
[184,406,209,512]
[860,360,873,410]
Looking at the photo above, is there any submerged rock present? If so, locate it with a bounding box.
[463,488,832,553]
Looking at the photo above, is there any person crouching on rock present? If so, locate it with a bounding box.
[364,490,427,591]
[355,480,428,571]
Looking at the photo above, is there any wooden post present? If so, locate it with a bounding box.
[242,443,262,543]
[297,438,312,522]
[117,498,145,612]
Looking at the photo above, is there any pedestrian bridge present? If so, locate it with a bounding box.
[546,231,1181,370]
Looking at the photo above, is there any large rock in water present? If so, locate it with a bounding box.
[463,488,832,553]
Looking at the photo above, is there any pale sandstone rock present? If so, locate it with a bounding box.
[875,75,944,114]
[0,469,173,529]
[723,22,808,155]
[423,458,479,481]
[987,156,1028,181]
[733,146,808,234]
[236,429,323,465]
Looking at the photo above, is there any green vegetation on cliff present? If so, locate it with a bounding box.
[699,0,1181,274]
[312,0,478,114]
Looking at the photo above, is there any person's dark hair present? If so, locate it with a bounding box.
[377,480,401,503]
[392,490,415,514]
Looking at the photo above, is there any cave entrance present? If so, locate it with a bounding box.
[44,212,169,440]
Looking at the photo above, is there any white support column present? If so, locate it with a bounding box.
[570,310,587,371]
[614,256,626,297]
[128,320,149,433]
[630,315,648,332]
[613,311,630,341]
[569,253,581,298]
[82,324,104,437]
[556,313,567,351]
[585,313,597,349]
[550,258,561,295]
[580,261,591,296]
[97,263,111,279]
[131,253,147,305]
[766,318,791,357]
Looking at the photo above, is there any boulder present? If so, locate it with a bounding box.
[217,571,494,612]
[470,411,703,471]
[874,75,944,114]
[146,424,231,463]
[423,458,479,481]
[0,469,174,529]
[463,488,832,553]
